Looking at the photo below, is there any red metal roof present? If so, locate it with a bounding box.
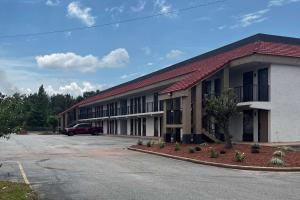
[59,34,300,115]
[161,41,300,94]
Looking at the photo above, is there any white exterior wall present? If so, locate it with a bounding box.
[103,120,108,134]
[146,117,154,136]
[270,64,300,142]
[127,119,131,135]
[117,119,121,135]
[229,113,243,141]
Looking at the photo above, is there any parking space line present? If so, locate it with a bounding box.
[17,161,30,186]
[3,161,31,187]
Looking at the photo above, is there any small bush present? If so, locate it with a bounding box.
[195,146,202,151]
[251,148,260,154]
[174,142,180,151]
[278,146,294,153]
[200,142,208,146]
[137,139,143,145]
[251,143,261,150]
[189,147,195,153]
[235,151,246,162]
[273,150,285,158]
[209,147,219,158]
[151,140,156,146]
[269,157,285,167]
[159,140,165,149]
[146,140,152,147]
[220,150,226,154]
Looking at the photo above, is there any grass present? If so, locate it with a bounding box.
[0,181,38,200]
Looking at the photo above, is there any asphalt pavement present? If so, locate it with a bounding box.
[0,134,299,200]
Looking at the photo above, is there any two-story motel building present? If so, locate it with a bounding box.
[58,34,300,143]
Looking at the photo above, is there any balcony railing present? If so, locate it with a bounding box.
[166,110,182,124]
[233,84,269,103]
[79,101,163,120]
[202,84,269,106]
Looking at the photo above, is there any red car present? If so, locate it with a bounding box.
[64,123,103,136]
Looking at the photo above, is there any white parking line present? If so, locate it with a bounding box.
[3,161,31,187]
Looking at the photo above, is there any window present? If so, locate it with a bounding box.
[130,119,134,135]
[142,96,146,113]
[154,117,158,137]
[214,79,221,96]
[142,118,146,136]
[166,98,182,124]
[154,93,158,111]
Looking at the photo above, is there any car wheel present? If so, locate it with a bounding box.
[67,132,74,136]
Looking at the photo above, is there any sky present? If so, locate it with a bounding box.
[0,0,299,96]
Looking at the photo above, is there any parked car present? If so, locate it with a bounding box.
[64,123,103,136]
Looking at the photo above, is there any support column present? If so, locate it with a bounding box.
[64,113,68,128]
[76,108,79,124]
[59,116,63,129]
[195,82,202,135]
[222,67,230,91]
[182,90,191,134]
[162,100,167,138]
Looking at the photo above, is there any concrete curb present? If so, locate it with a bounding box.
[128,147,300,172]
[103,135,161,140]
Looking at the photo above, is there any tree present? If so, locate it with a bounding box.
[47,116,58,133]
[26,85,49,128]
[0,93,26,138]
[205,89,238,149]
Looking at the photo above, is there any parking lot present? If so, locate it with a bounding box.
[0,135,300,200]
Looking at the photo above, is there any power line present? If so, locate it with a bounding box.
[0,0,227,39]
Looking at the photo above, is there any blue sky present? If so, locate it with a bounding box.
[0,0,299,96]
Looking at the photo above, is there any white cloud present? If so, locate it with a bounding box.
[105,5,124,14]
[45,82,107,97]
[67,1,96,26]
[35,48,130,72]
[268,0,300,7]
[154,0,176,18]
[131,0,146,12]
[0,69,18,95]
[147,62,153,66]
[166,49,184,59]
[46,0,60,6]
[233,9,269,28]
[217,25,227,30]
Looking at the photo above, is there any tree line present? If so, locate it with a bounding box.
[0,85,100,138]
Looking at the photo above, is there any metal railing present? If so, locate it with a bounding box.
[233,84,269,103]
[166,110,182,124]
[79,101,163,120]
[202,84,269,105]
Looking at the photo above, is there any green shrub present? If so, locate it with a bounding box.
[151,140,156,146]
[195,146,201,151]
[200,142,208,146]
[273,150,285,158]
[235,151,246,162]
[220,150,226,154]
[137,139,143,145]
[189,147,195,153]
[269,157,285,167]
[159,140,165,149]
[251,143,261,150]
[209,147,219,158]
[146,140,152,147]
[174,142,180,151]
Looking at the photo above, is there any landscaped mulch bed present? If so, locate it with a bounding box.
[131,143,300,167]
